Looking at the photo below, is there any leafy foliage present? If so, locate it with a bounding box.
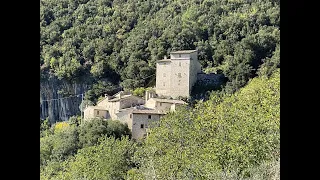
[58,137,135,180]
[40,116,131,178]
[41,0,280,93]
[133,70,280,179]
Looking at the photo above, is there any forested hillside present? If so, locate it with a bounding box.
[40,70,280,179]
[40,0,279,103]
[40,1,280,178]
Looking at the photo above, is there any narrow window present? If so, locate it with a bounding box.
[130,114,132,118]
[179,62,181,66]
[160,102,162,106]
[97,111,99,115]
[179,54,181,57]
[178,73,181,78]
[163,82,165,86]
[141,124,144,128]
[148,115,151,119]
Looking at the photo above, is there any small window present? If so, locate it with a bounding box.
[97,111,99,115]
[178,73,181,78]
[130,114,132,118]
[179,62,181,66]
[141,124,144,128]
[148,115,151,119]
[179,54,181,57]
[160,102,162,106]
[163,73,166,77]
[163,82,165,86]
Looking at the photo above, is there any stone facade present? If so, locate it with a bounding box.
[156,50,201,98]
[130,111,164,140]
[115,107,165,140]
[145,98,186,112]
[83,49,213,140]
[83,92,145,120]
[83,106,109,120]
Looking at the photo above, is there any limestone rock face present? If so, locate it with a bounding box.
[40,78,89,124]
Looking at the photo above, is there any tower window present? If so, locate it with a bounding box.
[179,62,181,66]
[178,73,181,78]
[163,82,165,86]
[141,124,144,128]
[148,115,152,119]
[97,111,99,115]
[130,114,132,118]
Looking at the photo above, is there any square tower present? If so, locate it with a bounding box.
[156,50,201,98]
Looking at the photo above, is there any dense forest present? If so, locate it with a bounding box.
[40,0,280,179]
[40,70,280,179]
[40,0,279,101]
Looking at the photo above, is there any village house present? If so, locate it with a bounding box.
[83,49,217,140]
[116,106,166,139]
[156,50,201,98]
[83,91,145,121]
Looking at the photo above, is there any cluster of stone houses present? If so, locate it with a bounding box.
[84,90,186,139]
[84,49,210,140]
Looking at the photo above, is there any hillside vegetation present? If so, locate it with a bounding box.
[40,0,280,97]
[40,70,280,179]
[40,0,280,179]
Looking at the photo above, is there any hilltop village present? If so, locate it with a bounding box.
[84,50,215,139]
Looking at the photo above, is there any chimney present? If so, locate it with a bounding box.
[145,90,149,102]
[104,94,109,101]
[119,91,122,99]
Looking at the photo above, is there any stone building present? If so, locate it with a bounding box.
[82,49,220,140]
[83,91,145,121]
[144,97,186,112]
[156,50,201,98]
[116,107,166,139]
[83,106,109,120]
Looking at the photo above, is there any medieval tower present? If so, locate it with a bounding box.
[155,50,201,98]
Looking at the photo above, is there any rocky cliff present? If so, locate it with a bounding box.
[40,78,90,124]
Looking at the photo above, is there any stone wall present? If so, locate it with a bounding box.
[131,113,162,140]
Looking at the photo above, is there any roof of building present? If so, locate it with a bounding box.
[108,94,143,102]
[96,96,110,105]
[170,50,197,54]
[116,106,166,115]
[85,106,108,110]
[132,109,166,115]
[148,98,187,104]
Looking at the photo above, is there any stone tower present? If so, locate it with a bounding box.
[156,50,201,98]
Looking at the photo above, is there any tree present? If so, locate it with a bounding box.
[61,137,135,180]
[134,70,280,179]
